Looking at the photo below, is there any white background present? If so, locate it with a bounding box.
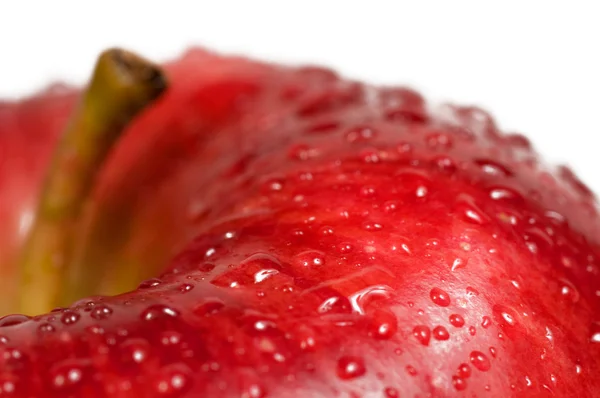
[1,2,599,192]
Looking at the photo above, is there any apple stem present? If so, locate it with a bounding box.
[18,49,167,315]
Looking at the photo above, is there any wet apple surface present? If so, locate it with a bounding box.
[0,48,599,397]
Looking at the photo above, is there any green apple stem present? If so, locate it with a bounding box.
[19,48,167,315]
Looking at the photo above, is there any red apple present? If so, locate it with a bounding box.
[0,47,599,397]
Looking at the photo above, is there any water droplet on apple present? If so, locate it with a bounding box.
[294,250,326,268]
[60,311,80,325]
[383,387,399,398]
[160,330,183,347]
[120,338,151,365]
[457,363,471,378]
[193,299,225,317]
[413,325,431,346]
[319,225,334,236]
[349,284,394,314]
[317,295,352,315]
[449,314,465,328]
[493,305,517,327]
[426,132,453,149]
[50,360,85,391]
[198,263,216,273]
[474,159,513,177]
[141,305,180,321]
[468,326,476,336]
[337,356,366,380]
[345,126,377,143]
[481,316,492,328]
[559,279,580,303]
[38,323,55,333]
[590,322,600,343]
[369,310,397,339]
[90,304,113,320]
[432,325,450,340]
[0,314,31,328]
[359,185,377,198]
[470,350,491,371]
[288,143,318,161]
[138,278,162,289]
[451,257,467,272]
[430,287,451,307]
[153,363,193,397]
[362,221,383,231]
[452,375,467,391]
[178,283,194,293]
[405,365,418,376]
[489,186,523,202]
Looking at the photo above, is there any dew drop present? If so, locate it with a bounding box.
[337,356,366,380]
[559,279,580,303]
[244,383,267,398]
[193,299,225,317]
[317,296,351,314]
[493,305,517,327]
[451,257,467,271]
[295,250,326,268]
[359,148,381,163]
[38,323,55,333]
[337,242,354,253]
[319,226,334,236]
[288,144,318,161]
[590,322,600,343]
[425,132,453,149]
[383,200,399,213]
[138,278,162,289]
[405,365,418,376]
[198,263,216,273]
[489,346,497,358]
[61,311,80,325]
[362,221,383,231]
[0,314,31,327]
[179,283,194,293]
[50,360,85,390]
[345,126,377,143]
[121,338,151,365]
[369,310,398,340]
[430,287,451,307]
[153,363,193,396]
[457,363,471,378]
[481,316,492,329]
[452,376,467,391]
[475,159,513,177]
[432,325,450,341]
[254,269,279,283]
[470,351,491,371]
[359,185,377,198]
[141,305,180,321]
[449,314,465,328]
[468,326,477,336]
[489,187,523,202]
[90,305,113,320]
[383,387,399,398]
[413,325,431,346]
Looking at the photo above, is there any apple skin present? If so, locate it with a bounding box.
[1,49,600,397]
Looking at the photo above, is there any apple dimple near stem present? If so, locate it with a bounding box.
[18,48,168,315]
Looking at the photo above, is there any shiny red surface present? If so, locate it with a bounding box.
[0,49,599,397]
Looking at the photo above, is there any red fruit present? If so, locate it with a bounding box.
[0,48,599,397]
